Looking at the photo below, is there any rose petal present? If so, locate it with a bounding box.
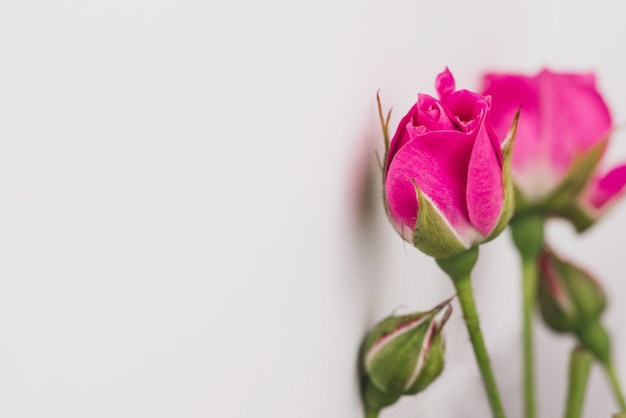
[482,70,613,200]
[386,105,417,173]
[416,94,457,132]
[466,121,504,236]
[482,73,544,175]
[385,130,475,235]
[539,70,612,178]
[582,164,626,210]
[443,90,490,133]
[436,67,455,101]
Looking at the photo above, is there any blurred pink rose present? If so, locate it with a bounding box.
[384,68,514,258]
[482,69,626,229]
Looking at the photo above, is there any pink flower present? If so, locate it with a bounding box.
[383,68,516,258]
[482,69,626,230]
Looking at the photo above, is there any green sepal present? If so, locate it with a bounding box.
[562,261,607,320]
[559,204,597,233]
[528,136,612,232]
[577,321,611,364]
[514,136,609,226]
[412,184,468,259]
[376,91,393,165]
[403,332,445,395]
[361,301,451,399]
[537,283,578,333]
[513,184,531,214]
[361,377,401,414]
[537,248,606,334]
[361,312,425,361]
[538,279,578,333]
[545,138,608,213]
[487,109,519,241]
[377,92,398,233]
[365,314,433,394]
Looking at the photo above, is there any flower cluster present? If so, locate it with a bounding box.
[362,68,626,418]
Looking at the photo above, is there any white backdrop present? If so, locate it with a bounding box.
[1,1,626,417]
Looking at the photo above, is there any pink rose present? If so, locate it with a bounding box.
[383,68,515,258]
[482,69,626,230]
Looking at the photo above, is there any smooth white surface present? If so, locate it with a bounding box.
[1,1,625,417]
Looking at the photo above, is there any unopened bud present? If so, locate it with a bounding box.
[537,247,606,333]
[360,300,451,414]
[537,247,614,363]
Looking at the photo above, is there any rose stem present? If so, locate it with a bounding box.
[510,216,544,418]
[437,247,507,418]
[604,361,626,411]
[365,411,379,418]
[521,253,537,418]
[564,346,594,418]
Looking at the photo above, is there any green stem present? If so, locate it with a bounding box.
[521,254,537,418]
[511,216,544,418]
[452,273,507,418]
[564,346,594,418]
[438,247,506,418]
[365,410,379,418]
[604,362,626,412]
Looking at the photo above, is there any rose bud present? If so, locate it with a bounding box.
[382,68,518,259]
[482,69,626,231]
[537,248,614,363]
[537,247,606,334]
[360,300,452,414]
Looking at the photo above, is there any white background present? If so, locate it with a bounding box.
[1,1,626,417]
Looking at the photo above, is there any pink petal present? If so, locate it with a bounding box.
[415,94,457,131]
[482,73,543,176]
[436,68,455,101]
[539,70,612,178]
[482,70,612,196]
[386,105,417,173]
[385,130,475,235]
[466,122,504,236]
[443,90,491,133]
[582,164,626,210]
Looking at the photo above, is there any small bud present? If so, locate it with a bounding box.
[537,247,606,333]
[360,300,451,414]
